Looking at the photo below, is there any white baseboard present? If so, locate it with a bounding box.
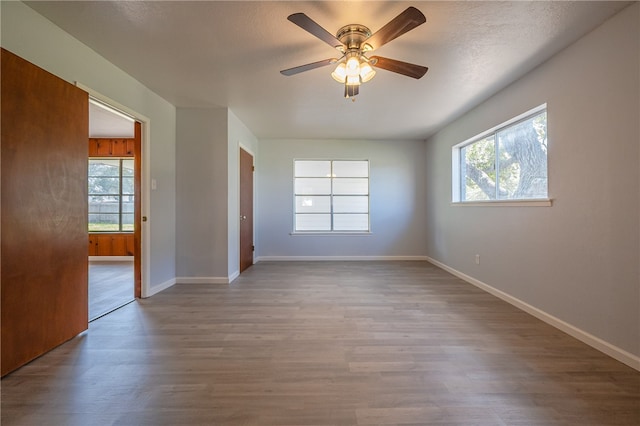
[175,276,231,284]
[425,256,640,371]
[228,270,240,283]
[147,274,238,296]
[255,255,429,262]
[145,277,176,298]
[89,256,134,262]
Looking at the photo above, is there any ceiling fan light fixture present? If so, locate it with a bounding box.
[333,53,375,91]
[331,63,347,83]
[359,62,376,82]
[345,54,361,76]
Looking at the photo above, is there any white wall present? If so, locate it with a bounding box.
[257,139,428,259]
[424,4,639,362]
[1,1,177,293]
[176,108,229,281]
[176,108,258,282]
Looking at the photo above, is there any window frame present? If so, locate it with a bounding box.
[451,104,551,206]
[292,159,371,234]
[88,157,135,232]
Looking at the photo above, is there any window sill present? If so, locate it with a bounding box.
[451,199,552,207]
[290,232,372,236]
[88,231,135,233]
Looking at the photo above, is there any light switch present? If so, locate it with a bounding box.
[151,179,157,190]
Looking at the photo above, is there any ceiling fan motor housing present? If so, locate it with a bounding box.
[336,24,373,51]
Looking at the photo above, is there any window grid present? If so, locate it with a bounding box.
[294,160,369,232]
[88,158,134,232]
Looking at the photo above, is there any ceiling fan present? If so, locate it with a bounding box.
[280,7,428,99]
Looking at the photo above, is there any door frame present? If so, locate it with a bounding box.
[238,143,255,273]
[78,83,152,297]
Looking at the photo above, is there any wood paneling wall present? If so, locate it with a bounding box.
[88,138,135,157]
[1,49,89,376]
[88,136,136,257]
[88,233,135,256]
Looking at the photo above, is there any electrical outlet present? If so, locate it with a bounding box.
[475,254,480,265]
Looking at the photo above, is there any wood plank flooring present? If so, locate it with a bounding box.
[89,260,134,321]
[2,261,638,425]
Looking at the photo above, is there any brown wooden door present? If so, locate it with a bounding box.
[1,49,89,376]
[239,148,254,273]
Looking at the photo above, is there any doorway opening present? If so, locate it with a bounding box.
[87,98,140,320]
[239,146,254,273]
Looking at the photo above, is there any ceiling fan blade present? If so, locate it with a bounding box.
[370,56,428,79]
[364,7,426,51]
[280,58,336,76]
[287,13,344,50]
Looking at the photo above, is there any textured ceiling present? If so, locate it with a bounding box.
[27,1,631,140]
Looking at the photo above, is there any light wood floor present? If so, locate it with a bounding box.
[89,260,134,321]
[2,261,638,425]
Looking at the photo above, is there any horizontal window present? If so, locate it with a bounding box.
[453,105,548,203]
[88,158,135,232]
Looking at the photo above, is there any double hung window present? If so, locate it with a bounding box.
[88,158,135,232]
[294,160,369,232]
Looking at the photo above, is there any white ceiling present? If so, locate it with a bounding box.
[89,100,135,138]
[27,1,631,140]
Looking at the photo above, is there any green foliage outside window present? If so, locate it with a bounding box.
[461,110,547,201]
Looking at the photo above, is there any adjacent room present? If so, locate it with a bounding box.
[87,99,140,320]
[1,1,638,425]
